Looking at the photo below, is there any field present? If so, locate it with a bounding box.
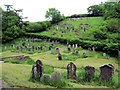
[1,37,119,88]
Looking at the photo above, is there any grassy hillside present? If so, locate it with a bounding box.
[30,17,104,41]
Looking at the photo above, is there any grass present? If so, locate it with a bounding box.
[1,36,119,88]
[0,62,111,88]
[31,17,104,41]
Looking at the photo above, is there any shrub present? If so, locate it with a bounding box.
[93,30,107,40]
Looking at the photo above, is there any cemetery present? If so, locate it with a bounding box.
[1,1,120,89]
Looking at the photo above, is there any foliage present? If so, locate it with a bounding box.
[45,8,63,23]
[2,6,28,43]
[87,5,103,16]
[106,19,119,33]
[93,30,107,40]
[4,57,35,65]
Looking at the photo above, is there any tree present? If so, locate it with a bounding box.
[103,2,120,19]
[87,5,103,16]
[2,5,28,43]
[45,8,62,23]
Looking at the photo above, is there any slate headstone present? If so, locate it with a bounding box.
[67,62,76,80]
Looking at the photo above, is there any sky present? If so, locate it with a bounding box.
[0,0,109,22]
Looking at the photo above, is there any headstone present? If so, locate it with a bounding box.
[75,44,78,48]
[75,51,79,55]
[49,46,52,50]
[100,64,114,81]
[67,62,76,80]
[58,53,62,60]
[68,47,71,51]
[72,49,75,54]
[92,47,95,52]
[32,60,43,79]
[85,66,95,80]
[68,44,71,48]
[40,74,50,82]
[51,71,62,81]
[103,53,106,57]
[72,44,75,48]
[56,48,60,54]
[118,50,120,60]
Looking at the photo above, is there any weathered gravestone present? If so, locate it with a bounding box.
[100,64,114,81]
[40,74,50,82]
[51,71,62,81]
[58,53,62,60]
[85,66,95,80]
[67,62,76,80]
[32,60,43,79]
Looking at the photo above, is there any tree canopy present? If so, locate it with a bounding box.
[45,8,63,23]
[2,5,28,43]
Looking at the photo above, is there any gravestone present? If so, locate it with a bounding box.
[32,60,43,79]
[75,44,78,48]
[118,50,120,60]
[85,66,95,80]
[56,48,60,54]
[51,71,62,81]
[72,44,75,48]
[75,51,79,55]
[103,53,106,57]
[67,62,76,80]
[92,47,95,52]
[72,49,75,54]
[68,47,71,51]
[100,64,114,81]
[40,74,50,82]
[58,53,62,60]
[68,44,71,47]
[49,46,52,50]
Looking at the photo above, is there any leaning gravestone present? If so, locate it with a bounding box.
[85,66,95,80]
[99,64,114,81]
[67,62,76,80]
[51,71,62,81]
[32,60,43,79]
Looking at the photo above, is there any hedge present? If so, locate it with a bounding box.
[24,33,119,56]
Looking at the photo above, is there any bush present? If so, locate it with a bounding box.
[106,19,120,33]
[4,57,35,65]
[4,58,20,64]
[93,30,107,40]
